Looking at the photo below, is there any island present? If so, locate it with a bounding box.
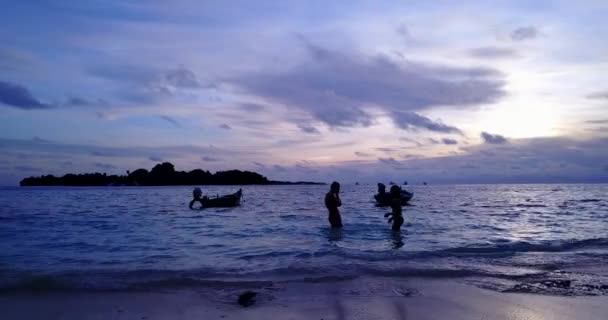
[19,162,324,186]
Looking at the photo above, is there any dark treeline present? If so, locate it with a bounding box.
[20,162,323,186]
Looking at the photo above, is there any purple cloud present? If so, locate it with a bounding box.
[0,81,50,109]
[295,162,318,173]
[481,132,507,144]
[297,124,321,134]
[160,115,180,127]
[273,164,287,172]
[238,103,265,112]
[231,44,504,132]
[0,137,245,161]
[511,26,539,41]
[92,150,118,157]
[375,147,397,153]
[399,137,422,147]
[164,66,206,89]
[396,22,410,38]
[32,136,50,143]
[65,97,107,107]
[252,161,265,168]
[88,64,212,104]
[469,47,518,59]
[14,165,40,172]
[442,138,458,145]
[378,157,402,166]
[392,112,462,134]
[355,151,372,157]
[95,163,116,170]
[587,90,608,100]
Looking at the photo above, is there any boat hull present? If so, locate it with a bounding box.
[201,190,242,208]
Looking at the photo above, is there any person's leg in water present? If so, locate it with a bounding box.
[391,215,404,231]
[328,212,343,228]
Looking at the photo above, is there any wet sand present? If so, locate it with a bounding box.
[1,277,606,320]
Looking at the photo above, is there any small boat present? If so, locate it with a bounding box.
[201,189,242,208]
[374,189,413,206]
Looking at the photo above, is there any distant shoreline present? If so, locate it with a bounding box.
[19,162,325,187]
[18,182,327,187]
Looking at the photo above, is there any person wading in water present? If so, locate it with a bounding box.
[384,185,404,231]
[189,187,207,209]
[324,181,343,228]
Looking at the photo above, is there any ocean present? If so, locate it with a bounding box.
[1,184,607,295]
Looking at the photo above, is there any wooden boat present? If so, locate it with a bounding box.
[201,189,242,208]
[374,189,413,206]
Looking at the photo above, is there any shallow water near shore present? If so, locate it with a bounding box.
[1,184,607,295]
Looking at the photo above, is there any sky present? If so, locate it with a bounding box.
[1,0,607,185]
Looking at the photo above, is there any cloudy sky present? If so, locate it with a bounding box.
[1,0,607,185]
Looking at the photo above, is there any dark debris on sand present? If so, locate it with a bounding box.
[237,291,257,307]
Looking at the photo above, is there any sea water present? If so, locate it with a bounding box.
[1,184,607,295]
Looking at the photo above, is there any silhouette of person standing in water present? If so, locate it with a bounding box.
[384,185,404,231]
[189,187,206,209]
[377,183,386,196]
[325,181,342,228]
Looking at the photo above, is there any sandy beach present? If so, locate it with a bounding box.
[2,277,606,320]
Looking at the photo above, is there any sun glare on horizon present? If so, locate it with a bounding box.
[477,103,562,139]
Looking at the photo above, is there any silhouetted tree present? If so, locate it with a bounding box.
[128,168,149,185]
[151,162,175,175]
